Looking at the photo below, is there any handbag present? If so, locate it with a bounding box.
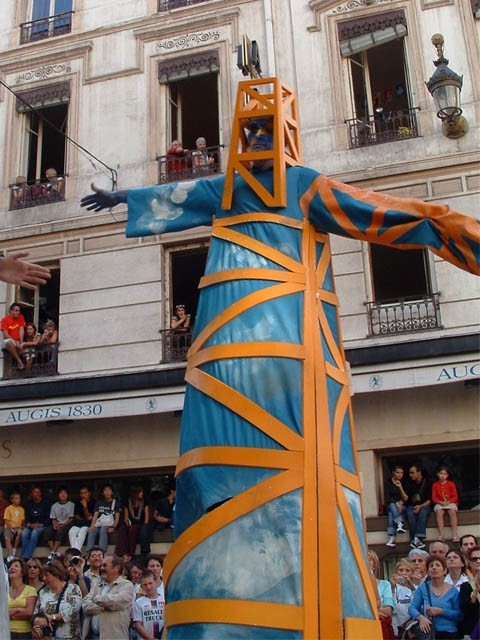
[95,499,116,527]
[380,615,395,639]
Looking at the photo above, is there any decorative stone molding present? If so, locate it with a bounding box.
[157,30,221,50]
[333,0,395,13]
[308,0,396,30]
[158,50,220,82]
[14,63,71,84]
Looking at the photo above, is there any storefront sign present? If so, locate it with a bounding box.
[0,392,185,427]
[352,358,479,394]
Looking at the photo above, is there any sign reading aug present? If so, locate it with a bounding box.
[2,402,103,425]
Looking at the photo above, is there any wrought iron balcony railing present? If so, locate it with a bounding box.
[158,0,207,10]
[20,12,73,44]
[157,145,221,184]
[160,329,193,363]
[366,293,441,336]
[3,344,59,380]
[9,177,66,211]
[346,107,420,148]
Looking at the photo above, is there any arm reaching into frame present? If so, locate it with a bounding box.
[0,252,51,290]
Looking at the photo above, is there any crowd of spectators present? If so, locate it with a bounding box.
[1,302,58,372]
[385,463,461,549]
[0,482,175,564]
[11,168,65,210]
[164,137,218,181]
[370,536,479,639]
[6,550,166,639]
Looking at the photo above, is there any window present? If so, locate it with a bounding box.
[370,246,431,302]
[21,0,73,44]
[171,247,208,320]
[161,245,209,362]
[10,83,68,210]
[3,267,60,379]
[25,104,68,183]
[168,74,219,151]
[158,52,221,183]
[367,247,441,336]
[16,265,60,329]
[340,11,420,147]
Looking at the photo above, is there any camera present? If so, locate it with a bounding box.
[40,625,52,637]
[70,556,81,566]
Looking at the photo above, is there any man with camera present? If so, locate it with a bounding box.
[32,613,54,639]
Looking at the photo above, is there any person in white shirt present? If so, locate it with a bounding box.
[445,548,469,591]
[132,571,165,640]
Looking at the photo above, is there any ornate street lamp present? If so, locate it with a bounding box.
[425,34,468,139]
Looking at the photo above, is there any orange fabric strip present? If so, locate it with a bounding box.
[165,599,304,630]
[344,617,382,640]
[215,212,304,229]
[335,465,362,494]
[175,446,304,475]
[212,226,303,272]
[188,342,306,369]
[199,268,305,288]
[189,281,304,356]
[185,367,304,451]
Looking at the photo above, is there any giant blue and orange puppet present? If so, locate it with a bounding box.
[82,78,479,639]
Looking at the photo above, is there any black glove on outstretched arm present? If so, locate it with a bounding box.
[80,183,128,212]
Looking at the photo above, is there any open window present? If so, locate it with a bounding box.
[366,246,441,336]
[10,83,69,210]
[3,266,60,379]
[161,244,209,362]
[339,10,420,147]
[158,52,221,182]
[16,264,60,329]
[370,246,431,302]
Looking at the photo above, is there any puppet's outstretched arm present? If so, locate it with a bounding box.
[305,174,479,275]
[81,183,128,212]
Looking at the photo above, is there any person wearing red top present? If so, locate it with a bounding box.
[432,466,460,542]
[1,302,26,369]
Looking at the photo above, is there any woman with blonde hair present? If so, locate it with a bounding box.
[368,549,395,638]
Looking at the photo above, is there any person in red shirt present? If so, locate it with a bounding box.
[1,302,26,369]
[432,465,460,542]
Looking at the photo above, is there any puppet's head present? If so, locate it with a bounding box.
[222,77,303,209]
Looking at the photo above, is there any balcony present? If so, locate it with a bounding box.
[157,145,222,184]
[346,107,420,148]
[3,344,59,380]
[366,293,441,336]
[9,177,66,211]
[160,330,193,363]
[20,12,73,44]
[158,0,207,10]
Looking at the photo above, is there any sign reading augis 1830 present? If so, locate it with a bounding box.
[3,403,104,424]
[0,393,185,426]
